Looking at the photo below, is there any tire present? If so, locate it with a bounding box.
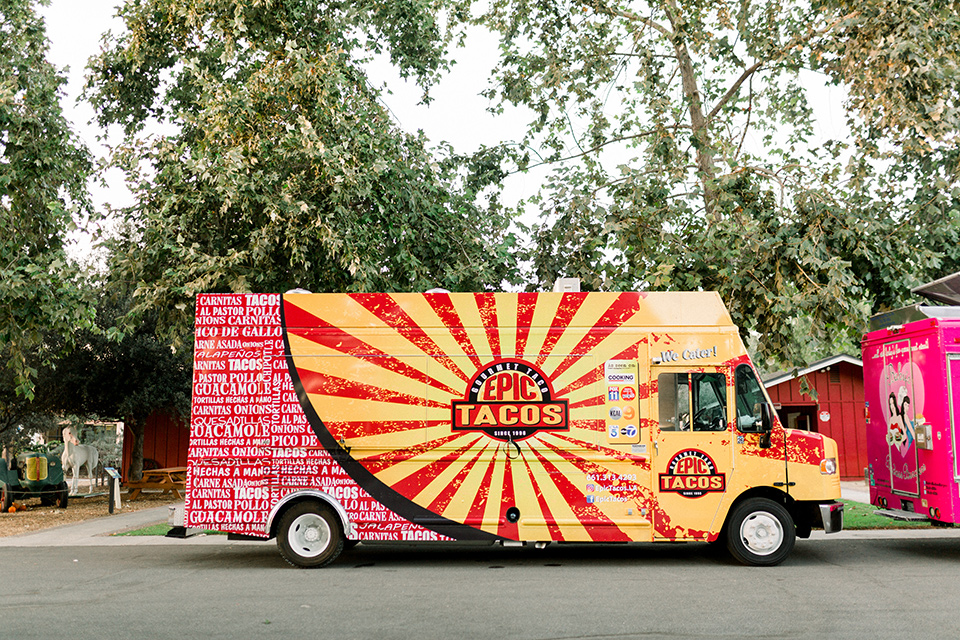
[276,502,344,568]
[56,482,69,509]
[725,498,796,566]
[1,484,11,512]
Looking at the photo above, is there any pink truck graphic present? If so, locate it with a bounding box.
[863,273,960,522]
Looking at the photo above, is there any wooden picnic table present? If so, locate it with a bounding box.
[125,466,187,500]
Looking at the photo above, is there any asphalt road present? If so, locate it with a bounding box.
[3,537,960,639]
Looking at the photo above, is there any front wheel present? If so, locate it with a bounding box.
[725,498,796,566]
[276,502,344,568]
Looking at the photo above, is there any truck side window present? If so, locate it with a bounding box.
[658,372,728,432]
[735,364,765,432]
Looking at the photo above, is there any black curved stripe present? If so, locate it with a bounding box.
[280,297,501,542]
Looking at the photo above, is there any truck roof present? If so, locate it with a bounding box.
[282,291,735,329]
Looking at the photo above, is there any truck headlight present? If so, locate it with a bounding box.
[820,458,837,475]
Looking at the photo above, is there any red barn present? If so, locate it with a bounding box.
[763,355,866,480]
[120,411,189,482]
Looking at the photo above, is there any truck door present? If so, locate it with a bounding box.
[732,362,787,493]
[652,367,731,540]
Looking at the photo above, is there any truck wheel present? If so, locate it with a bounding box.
[1,484,11,512]
[725,498,795,566]
[56,482,69,509]
[276,502,344,568]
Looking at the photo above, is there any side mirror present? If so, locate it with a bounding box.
[760,403,774,433]
[759,403,774,449]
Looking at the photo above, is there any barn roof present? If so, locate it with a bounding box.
[762,354,862,388]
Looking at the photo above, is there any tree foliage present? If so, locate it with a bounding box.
[40,291,192,480]
[0,0,95,399]
[458,0,960,367]
[87,0,518,341]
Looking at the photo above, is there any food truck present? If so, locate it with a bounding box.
[863,273,960,523]
[173,290,843,567]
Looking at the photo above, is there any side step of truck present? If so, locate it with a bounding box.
[874,508,929,522]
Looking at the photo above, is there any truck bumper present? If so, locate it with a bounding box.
[819,501,844,534]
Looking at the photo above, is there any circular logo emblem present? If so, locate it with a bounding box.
[621,387,636,401]
[658,449,726,498]
[452,359,569,442]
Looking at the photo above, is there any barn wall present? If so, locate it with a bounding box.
[121,412,189,482]
[767,361,866,480]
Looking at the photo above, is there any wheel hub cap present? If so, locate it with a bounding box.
[740,511,783,556]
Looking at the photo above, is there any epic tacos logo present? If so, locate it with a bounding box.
[658,449,725,497]
[452,359,569,441]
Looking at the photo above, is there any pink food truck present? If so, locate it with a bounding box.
[863,273,960,523]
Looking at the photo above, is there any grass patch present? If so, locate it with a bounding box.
[114,523,224,536]
[841,499,931,529]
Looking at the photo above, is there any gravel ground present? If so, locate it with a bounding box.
[0,491,181,537]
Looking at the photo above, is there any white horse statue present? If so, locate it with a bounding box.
[61,426,99,495]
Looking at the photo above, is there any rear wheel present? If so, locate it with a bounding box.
[725,498,795,566]
[56,482,69,509]
[276,502,344,568]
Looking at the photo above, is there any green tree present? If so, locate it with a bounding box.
[86,0,517,341]
[40,291,192,481]
[0,0,95,399]
[458,0,960,368]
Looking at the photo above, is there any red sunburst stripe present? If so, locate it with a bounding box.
[514,292,538,356]
[525,444,629,541]
[298,369,450,410]
[284,301,461,396]
[475,294,501,355]
[428,441,493,514]
[389,438,483,501]
[570,418,603,435]
[423,294,483,368]
[520,456,564,540]
[325,419,447,441]
[463,449,500,527]
[498,452,520,540]
[547,432,651,468]
[349,293,471,383]
[359,432,468,474]
[549,293,642,379]
[553,343,639,397]
[569,395,604,409]
[535,293,587,368]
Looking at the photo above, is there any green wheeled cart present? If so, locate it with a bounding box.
[1,448,68,511]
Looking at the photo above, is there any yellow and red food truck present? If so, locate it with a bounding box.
[175,291,843,566]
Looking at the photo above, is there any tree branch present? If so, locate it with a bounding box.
[706,60,763,125]
[586,1,673,39]
[508,129,665,175]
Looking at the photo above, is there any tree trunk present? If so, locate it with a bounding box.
[126,417,145,482]
[665,0,718,218]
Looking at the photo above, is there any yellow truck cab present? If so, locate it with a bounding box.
[179,290,843,567]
